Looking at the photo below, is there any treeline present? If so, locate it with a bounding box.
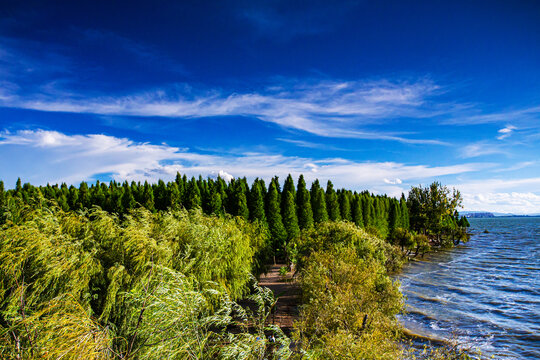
[0,174,410,249]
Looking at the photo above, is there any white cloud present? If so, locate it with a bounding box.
[460,142,508,158]
[0,129,481,195]
[462,192,540,215]
[451,178,540,214]
[4,129,538,213]
[0,78,448,144]
[446,106,540,125]
[497,125,517,140]
[383,178,402,185]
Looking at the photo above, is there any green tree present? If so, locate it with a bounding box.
[0,180,5,208]
[351,195,364,228]
[339,190,352,221]
[312,188,328,223]
[78,182,91,209]
[185,177,202,210]
[248,180,266,223]
[325,181,341,221]
[407,181,463,238]
[265,180,287,256]
[121,182,135,212]
[282,190,300,240]
[141,181,155,211]
[208,183,223,215]
[296,175,313,229]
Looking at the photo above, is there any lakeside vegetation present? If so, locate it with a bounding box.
[0,174,471,359]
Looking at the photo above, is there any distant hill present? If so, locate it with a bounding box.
[462,211,540,218]
[463,212,495,218]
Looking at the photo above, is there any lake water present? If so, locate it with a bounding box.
[397,217,540,359]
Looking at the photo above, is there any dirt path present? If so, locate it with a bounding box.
[259,264,301,334]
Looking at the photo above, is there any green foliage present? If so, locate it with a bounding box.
[294,247,404,359]
[265,181,287,257]
[289,221,403,275]
[296,175,313,230]
[282,190,300,241]
[325,181,341,221]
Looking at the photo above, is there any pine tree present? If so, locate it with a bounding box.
[312,187,329,223]
[339,191,352,221]
[326,180,341,221]
[15,177,22,197]
[248,180,266,223]
[78,182,91,209]
[265,181,287,256]
[352,195,364,228]
[208,184,223,215]
[400,194,410,229]
[154,180,168,211]
[185,178,202,210]
[68,185,79,210]
[296,175,313,229]
[282,188,300,240]
[167,182,181,209]
[121,182,135,212]
[0,180,5,208]
[232,181,249,220]
[141,181,155,211]
[388,199,400,235]
[281,174,296,213]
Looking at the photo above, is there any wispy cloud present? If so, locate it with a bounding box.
[446,106,540,125]
[497,125,517,140]
[0,129,482,192]
[460,142,508,158]
[0,76,449,144]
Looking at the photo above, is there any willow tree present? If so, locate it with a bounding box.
[407,182,463,241]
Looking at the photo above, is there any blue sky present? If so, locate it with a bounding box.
[0,0,539,213]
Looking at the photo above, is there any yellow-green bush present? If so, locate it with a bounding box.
[294,247,404,359]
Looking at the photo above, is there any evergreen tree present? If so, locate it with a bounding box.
[232,181,249,219]
[400,194,410,229]
[282,188,300,240]
[339,191,352,221]
[265,181,287,256]
[185,178,202,210]
[154,180,168,211]
[57,193,69,211]
[326,181,341,221]
[109,182,123,214]
[312,187,329,223]
[388,199,400,235]
[281,174,296,214]
[67,185,79,210]
[352,195,364,228]
[0,180,5,208]
[296,175,313,229]
[248,180,266,223]
[15,177,22,197]
[78,182,91,209]
[175,172,185,203]
[141,181,155,211]
[121,182,135,212]
[167,182,181,209]
[208,184,223,215]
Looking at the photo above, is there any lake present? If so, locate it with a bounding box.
[397,217,540,359]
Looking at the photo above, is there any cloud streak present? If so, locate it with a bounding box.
[0,78,448,144]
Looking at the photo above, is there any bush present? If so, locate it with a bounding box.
[294,247,404,359]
